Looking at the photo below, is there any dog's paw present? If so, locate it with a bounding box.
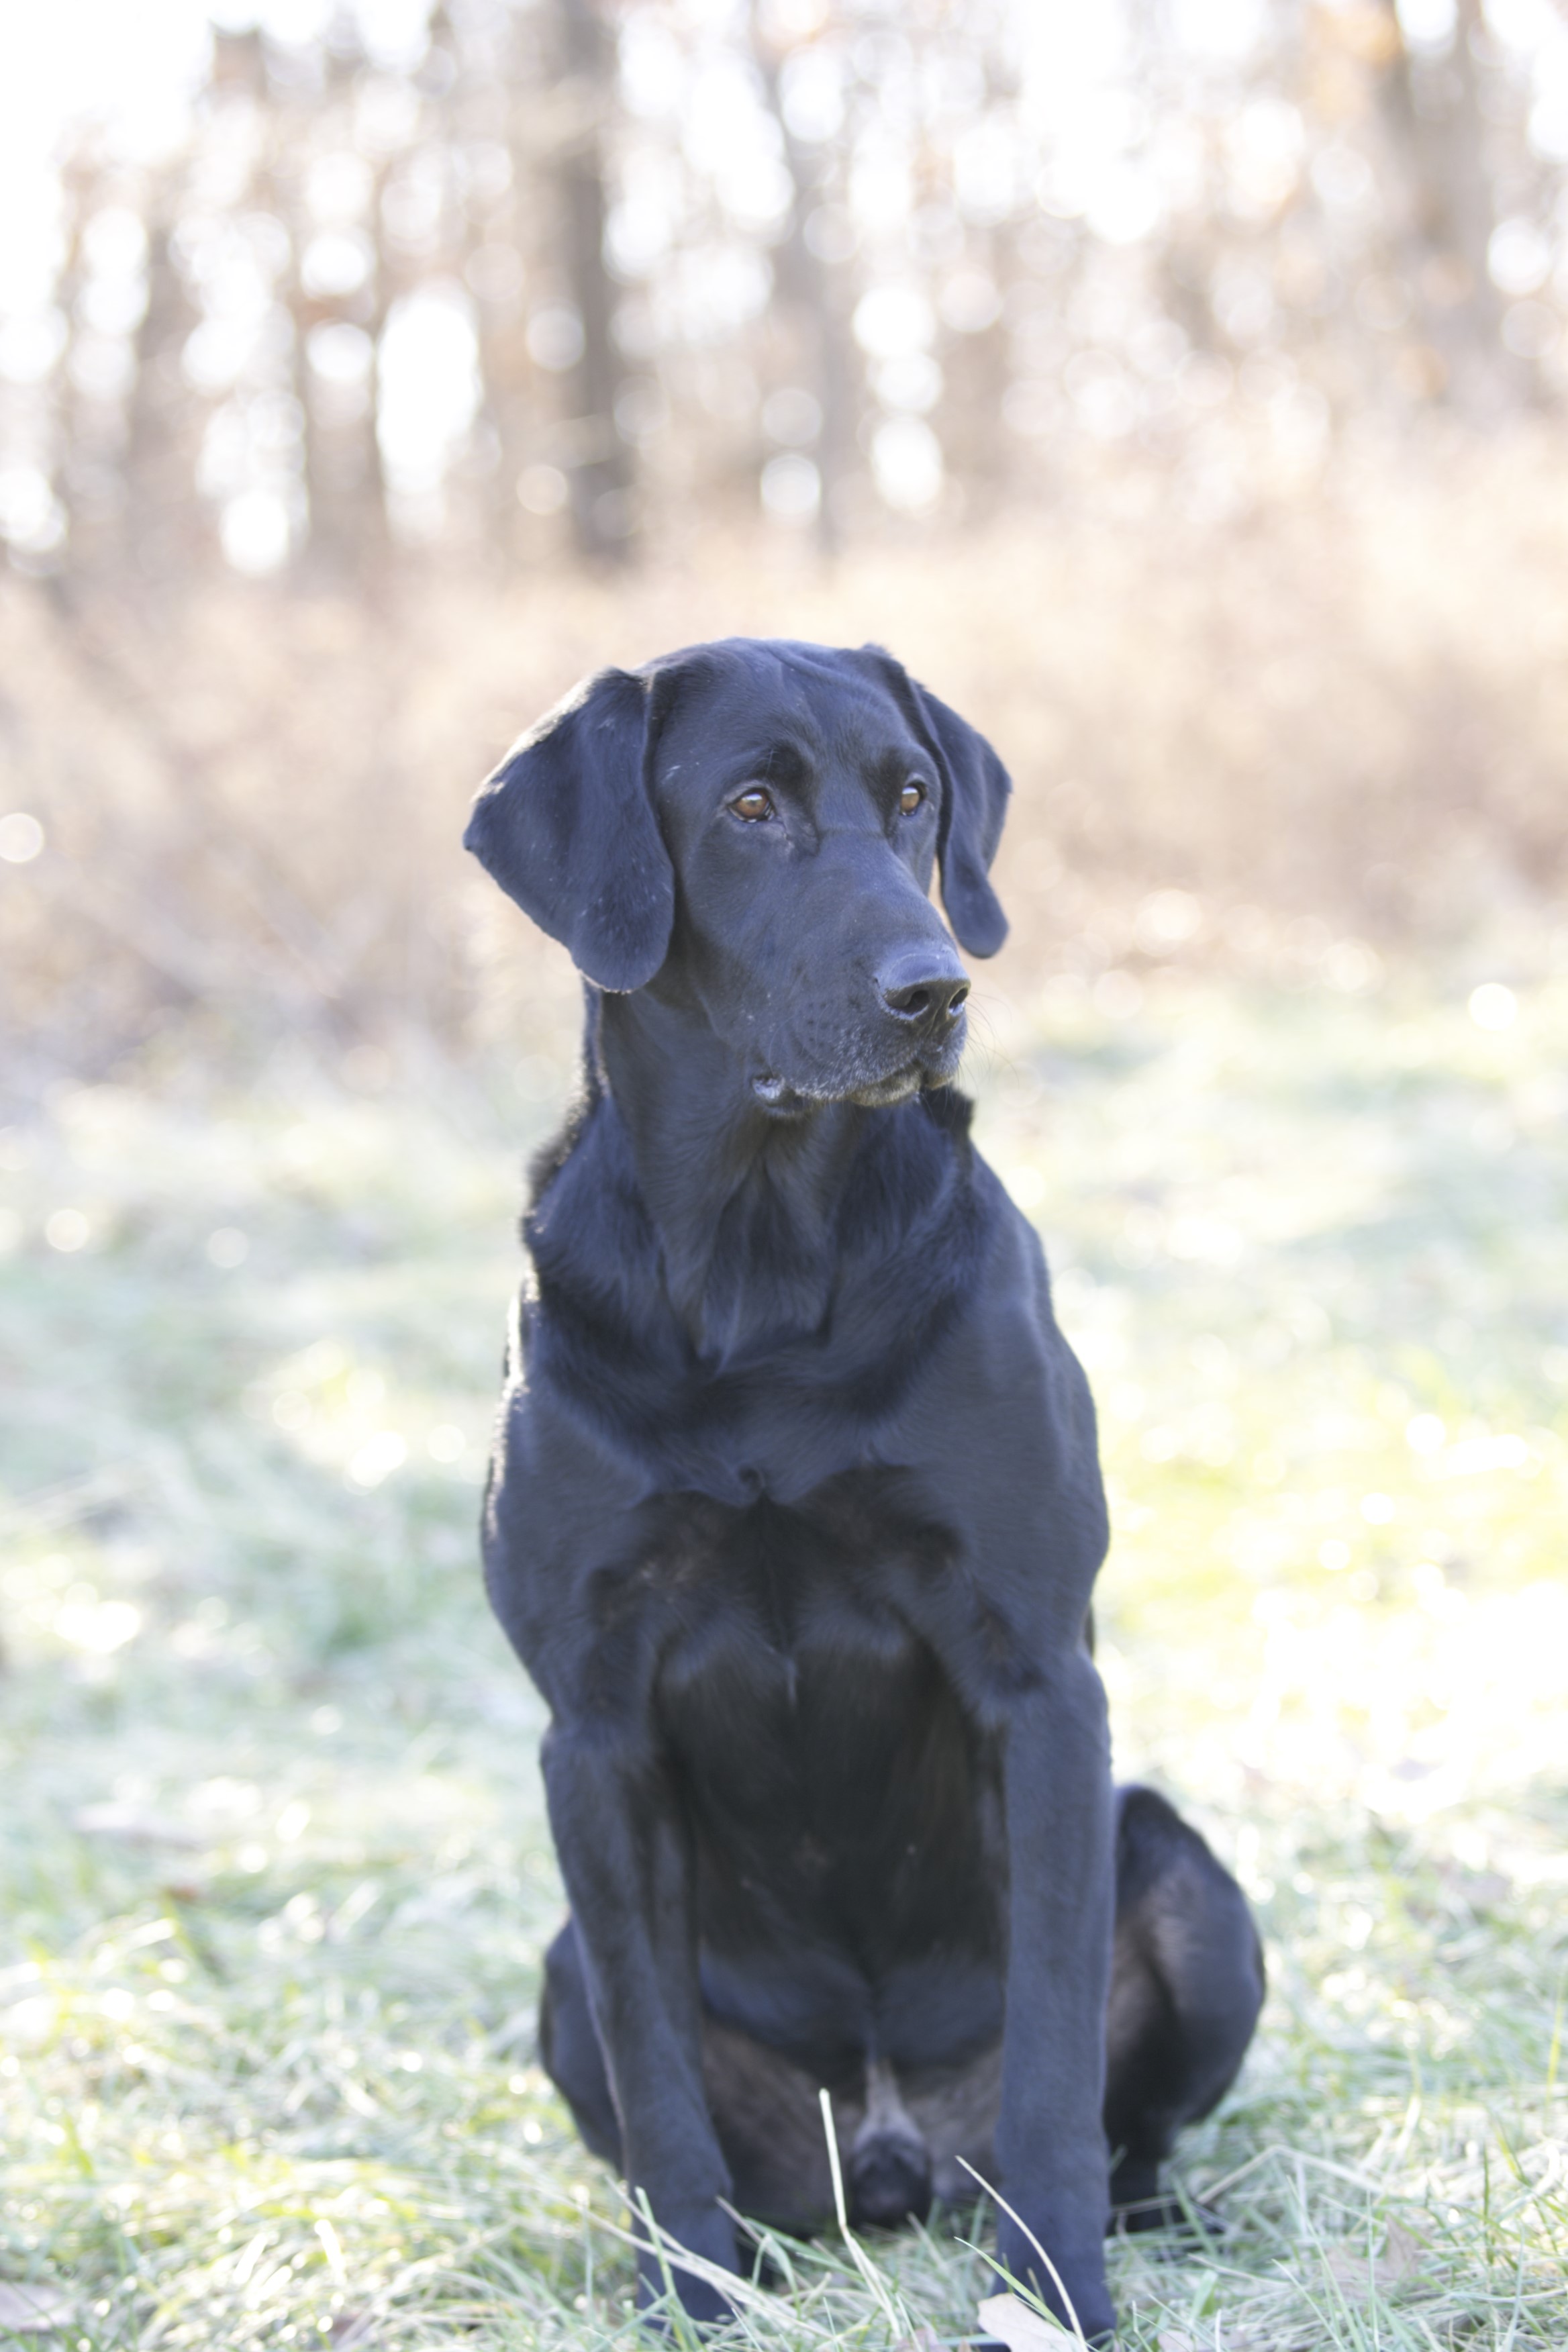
[991,2221,1117,2345]
[633,2216,740,2329]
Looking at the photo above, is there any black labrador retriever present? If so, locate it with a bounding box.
[464,639,1264,2342]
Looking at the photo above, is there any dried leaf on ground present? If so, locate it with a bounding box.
[977,2290,1075,2349]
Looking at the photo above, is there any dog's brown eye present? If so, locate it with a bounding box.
[730,787,775,822]
[899,781,925,815]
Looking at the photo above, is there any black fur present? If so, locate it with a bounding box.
[465,639,1264,2340]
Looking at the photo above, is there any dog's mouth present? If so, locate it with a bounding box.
[847,1065,926,1108]
[751,1056,954,1115]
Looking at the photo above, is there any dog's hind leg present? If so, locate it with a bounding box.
[1103,1785,1265,2230]
[697,2021,841,2235]
[537,1915,622,2165]
[540,1919,847,2237]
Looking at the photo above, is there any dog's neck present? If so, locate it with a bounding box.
[595,985,871,1361]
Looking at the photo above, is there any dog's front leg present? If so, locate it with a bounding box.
[994,1651,1117,2343]
[543,1723,738,2321]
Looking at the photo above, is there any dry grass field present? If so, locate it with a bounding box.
[3,947,1567,2349]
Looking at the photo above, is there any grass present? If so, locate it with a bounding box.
[2,959,1567,2349]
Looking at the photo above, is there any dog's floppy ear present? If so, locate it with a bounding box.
[863,650,1010,957]
[917,680,1010,956]
[463,666,674,992]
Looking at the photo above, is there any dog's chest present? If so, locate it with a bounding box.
[646,1474,938,1724]
[642,1476,1001,1980]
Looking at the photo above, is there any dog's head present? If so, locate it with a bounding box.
[464,638,1010,1110]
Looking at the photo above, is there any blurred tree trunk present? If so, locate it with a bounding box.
[287,36,391,583]
[751,12,857,556]
[556,0,632,562]
[1375,0,1511,417]
[295,278,392,586]
[464,1,548,560]
[52,159,101,577]
[298,332,392,585]
[125,211,208,586]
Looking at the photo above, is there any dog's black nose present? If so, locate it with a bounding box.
[879,953,969,1029]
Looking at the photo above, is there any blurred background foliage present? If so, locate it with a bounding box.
[3,0,1568,1081]
[18,0,1568,571]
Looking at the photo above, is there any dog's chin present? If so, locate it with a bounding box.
[846,1066,926,1108]
[750,1051,960,1115]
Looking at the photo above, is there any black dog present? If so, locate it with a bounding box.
[464,640,1263,2341]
